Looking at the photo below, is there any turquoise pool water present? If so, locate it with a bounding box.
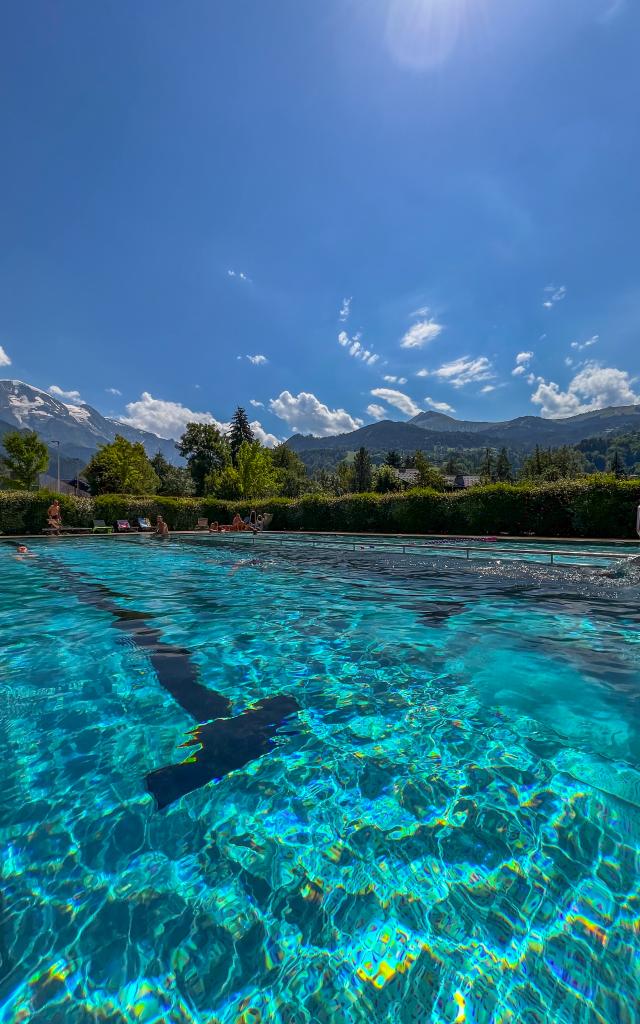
[1,536,639,1023]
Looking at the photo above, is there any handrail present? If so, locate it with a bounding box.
[217,532,629,565]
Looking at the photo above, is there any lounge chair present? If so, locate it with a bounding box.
[116,520,132,532]
[137,517,153,532]
[92,519,113,534]
[195,517,209,530]
[262,514,273,531]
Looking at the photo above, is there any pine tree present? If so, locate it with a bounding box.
[495,447,512,482]
[353,447,373,492]
[384,450,402,468]
[228,407,255,463]
[610,448,626,478]
[480,448,494,483]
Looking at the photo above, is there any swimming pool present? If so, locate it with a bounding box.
[1,536,639,1023]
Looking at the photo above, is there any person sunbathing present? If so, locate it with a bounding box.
[231,513,244,532]
[47,499,62,534]
[209,521,221,533]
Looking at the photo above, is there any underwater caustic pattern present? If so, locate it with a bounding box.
[1,536,639,1023]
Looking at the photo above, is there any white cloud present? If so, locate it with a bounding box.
[416,368,429,378]
[120,391,278,446]
[121,392,228,438]
[526,372,537,385]
[425,396,455,414]
[337,331,378,365]
[247,354,268,365]
[105,387,122,396]
[383,374,407,384]
[250,399,264,408]
[480,385,496,394]
[570,334,599,352]
[512,352,533,377]
[543,284,566,309]
[250,421,279,447]
[0,345,11,367]
[366,403,387,420]
[531,362,640,418]
[269,390,363,436]
[370,387,422,418]
[339,297,352,321]
[228,269,251,282]
[400,318,444,349]
[409,306,430,318]
[433,356,494,388]
[48,385,84,403]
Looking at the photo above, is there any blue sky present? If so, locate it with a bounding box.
[1,0,639,442]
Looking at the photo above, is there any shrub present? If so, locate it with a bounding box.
[1,478,639,538]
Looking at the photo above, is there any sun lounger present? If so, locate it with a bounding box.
[262,514,273,530]
[137,517,153,532]
[195,518,209,530]
[92,519,113,534]
[116,520,132,532]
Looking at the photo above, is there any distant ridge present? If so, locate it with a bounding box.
[286,403,640,465]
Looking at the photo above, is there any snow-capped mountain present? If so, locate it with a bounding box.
[0,380,180,470]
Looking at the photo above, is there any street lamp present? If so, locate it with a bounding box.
[53,440,61,493]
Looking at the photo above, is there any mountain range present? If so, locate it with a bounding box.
[2,378,640,480]
[0,380,180,478]
[287,404,640,467]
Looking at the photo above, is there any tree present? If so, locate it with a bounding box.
[0,430,49,490]
[444,454,461,475]
[609,449,626,479]
[271,443,309,497]
[228,407,255,464]
[353,447,373,492]
[374,465,402,493]
[177,423,230,496]
[479,448,495,484]
[150,452,195,496]
[384,450,402,469]
[334,460,356,495]
[84,435,160,494]
[206,441,280,498]
[495,448,512,483]
[414,451,445,490]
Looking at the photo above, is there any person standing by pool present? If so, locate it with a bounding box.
[153,515,170,539]
[47,499,62,534]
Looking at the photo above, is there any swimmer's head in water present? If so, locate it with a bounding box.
[17,545,28,554]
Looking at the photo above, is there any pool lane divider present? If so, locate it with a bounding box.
[13,549,299,810]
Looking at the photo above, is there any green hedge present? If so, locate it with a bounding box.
[1,477,639,538]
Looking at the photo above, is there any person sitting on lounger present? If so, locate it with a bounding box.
[231,513,244,532]
[47,499,62,533]
[153,515,170,539]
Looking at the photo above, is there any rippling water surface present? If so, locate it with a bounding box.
[1,535,639,1023]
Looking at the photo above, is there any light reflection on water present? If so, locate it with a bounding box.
[0,536,639,1024]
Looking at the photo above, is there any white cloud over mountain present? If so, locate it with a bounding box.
[269,390,363,436]
[0,346,11,367]
[49,385,84,402]
[425,396,455,413]
[121,391,278,445]
[432,356,494,388]
[531,362,639,418]
[366,403,387,420]
[370,387,421,417]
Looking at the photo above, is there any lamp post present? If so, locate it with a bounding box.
[53,440,61,493]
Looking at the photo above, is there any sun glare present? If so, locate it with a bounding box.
[385,0,478,70]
